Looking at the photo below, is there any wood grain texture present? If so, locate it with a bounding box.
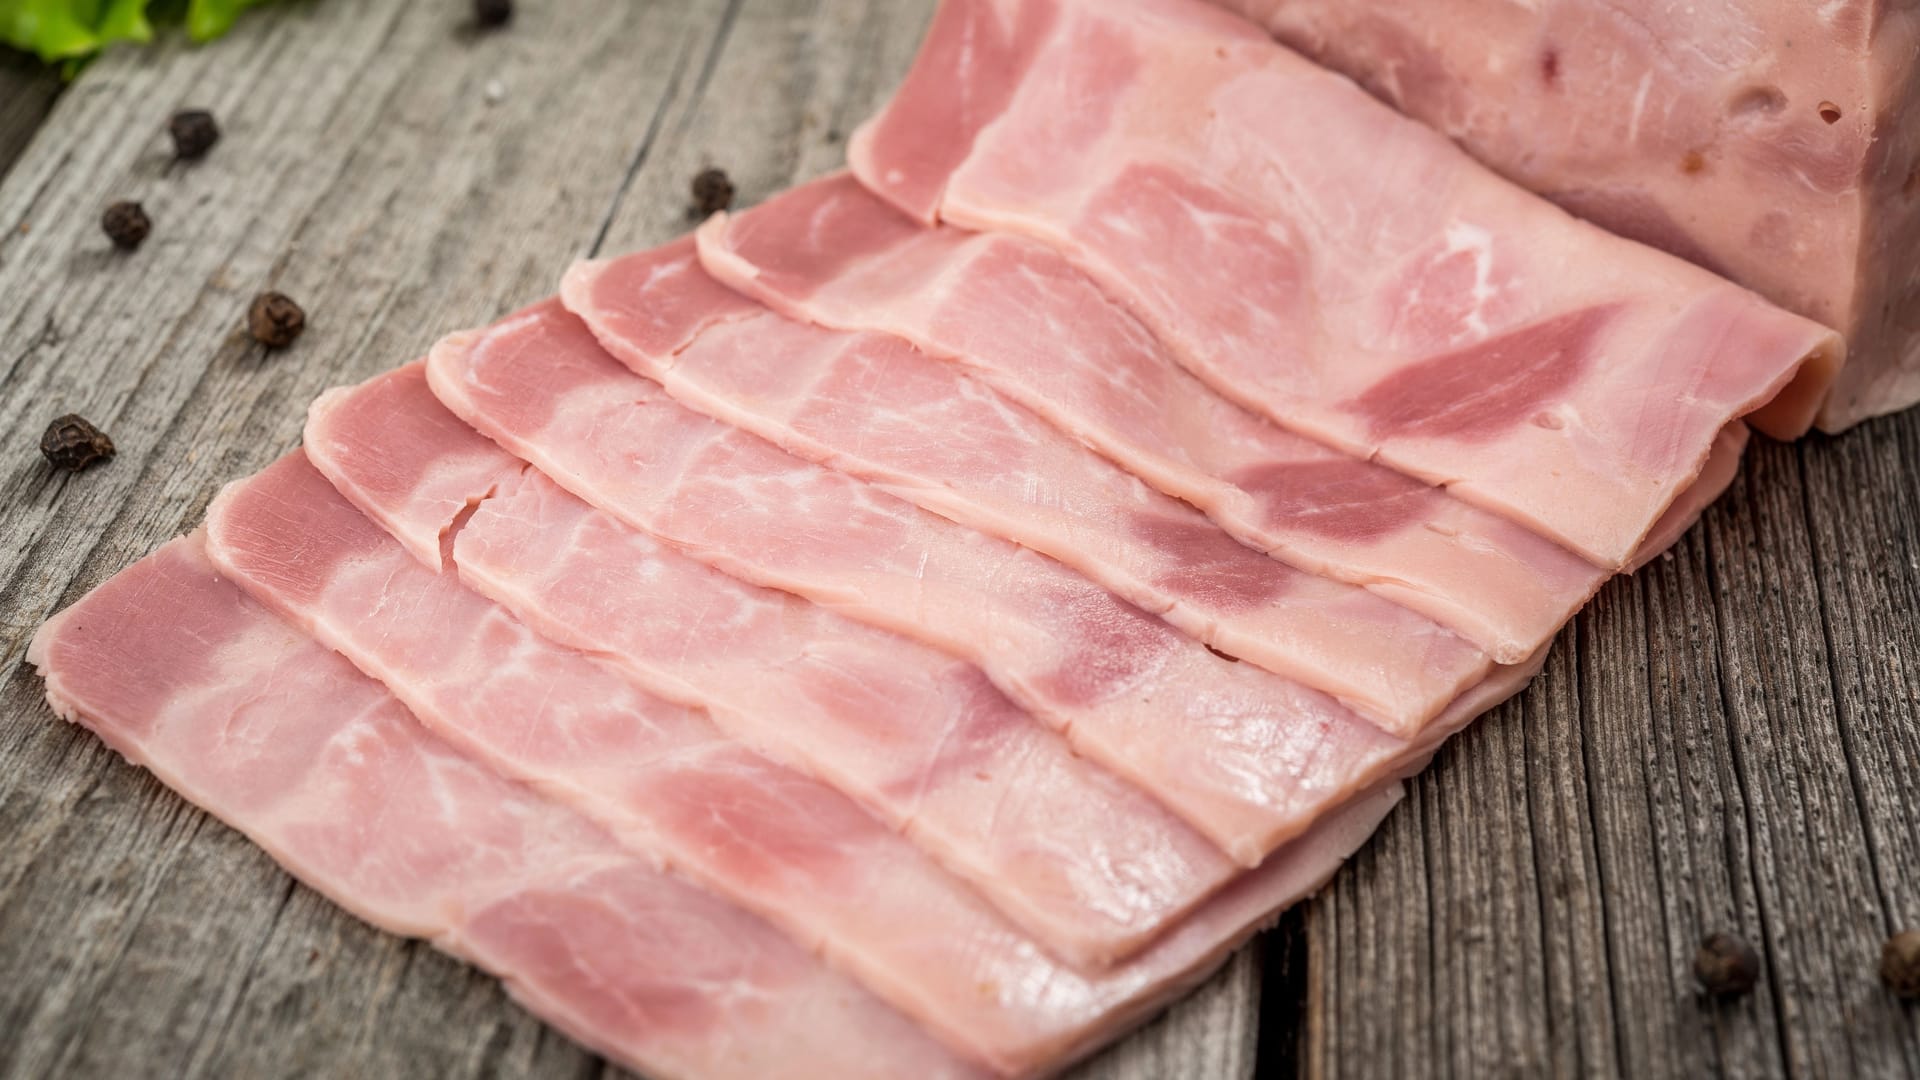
[0,47,61,177]
[0,2,1261,1078]
[1299,419,1920,1079]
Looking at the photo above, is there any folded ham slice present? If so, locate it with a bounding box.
[422,298,1545,863]
[850,0,1843,568]
[693,173,1608,663]
[300,365,1238,969]
[27,535,985,1080]
[1209,0,1920,433]
[562,240,1492,732]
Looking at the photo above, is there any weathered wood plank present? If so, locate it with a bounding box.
[1303,413,1920,1079]
[0,47,61,180]
[0,2,1263,1077]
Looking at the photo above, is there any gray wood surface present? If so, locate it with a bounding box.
[0,2,1914,1079]
[0,48,61,174]
[1297,423,1920,1079]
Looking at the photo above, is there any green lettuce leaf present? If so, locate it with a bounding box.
[184,0,267,42]
[1,0,273,62]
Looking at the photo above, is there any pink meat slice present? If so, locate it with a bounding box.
[422,297,1544,864]
[562,241,1491,733]
[303,366,1239,969]
[849,0,1842,569]
[1207,0,1920,434]
[1629,421,1747,573]
[209,452,1369,1072]
[693,174,1608,664]
[27,534,984,1080]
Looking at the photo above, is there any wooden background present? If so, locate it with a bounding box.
[0,2,1913,1076]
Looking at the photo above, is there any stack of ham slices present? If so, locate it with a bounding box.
[30,0,1858,1076]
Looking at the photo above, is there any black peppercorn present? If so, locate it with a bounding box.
[1694,932,1761,998]
[248,291,306,349]
[475,0,513,28]
[168,109,221,160]
[40,414,116,473]
[1883,930,1920,999]
[101,201,151,251]
[690,167,735,218]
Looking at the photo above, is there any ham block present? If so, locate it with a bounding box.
[562,239,1494,732]
[421,298,1545,863]
[301,366,1240,969]
[1211,0,1920,432]
[694,173,1609,663]
[206,451,1378,1072]
[27,535,984,1080]
[850,0,1843,568]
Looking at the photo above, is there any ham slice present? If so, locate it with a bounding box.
[692,174,1608,664]
[1209,0,1920,433]
[27,535,984,1080]
[207,451,1373,1072]
[849,0,1843,568]
[422,298,1540,863]
[301,365,1239,969]
[562,240,1493,732]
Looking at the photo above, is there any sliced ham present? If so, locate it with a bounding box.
[208,451,1371,1072]
[422,298,1544,863]
[692,174,1608,663]
[27,535,984,1080]
[302,365,1239,969]
[1210,0,1920,433]
[1628,421,1748,573]
[850,0,1843,568]
[562,240,1492,733]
